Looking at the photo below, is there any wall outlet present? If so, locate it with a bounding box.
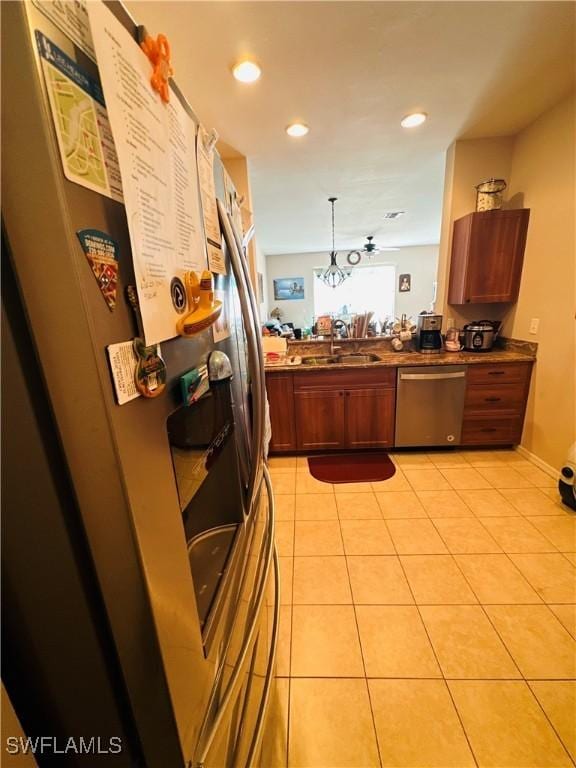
[529,318,540,335]
[447,317,454,329]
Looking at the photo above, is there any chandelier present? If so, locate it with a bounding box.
[317,197,353,289]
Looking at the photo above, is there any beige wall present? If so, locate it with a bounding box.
[436,136,515,329]
[220,153,269,320]
[504,93,575,469]
[266,246,439,329]
[436,94,575,469]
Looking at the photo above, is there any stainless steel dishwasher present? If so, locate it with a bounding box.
[395,366,467,447]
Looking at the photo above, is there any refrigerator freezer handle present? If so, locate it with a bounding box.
[240,544,280,768]
[193,466,276,767]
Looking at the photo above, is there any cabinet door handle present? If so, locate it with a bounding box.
[488,371,505,376]
[485,397,501,402]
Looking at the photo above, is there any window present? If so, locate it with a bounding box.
[313,263,396,322]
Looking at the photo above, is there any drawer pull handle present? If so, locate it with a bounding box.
[488,371,505,376]
[485,397,501,402]
[481,427,498,432]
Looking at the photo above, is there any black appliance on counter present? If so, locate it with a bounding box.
[462,320,501,352]
[416,312,443,353]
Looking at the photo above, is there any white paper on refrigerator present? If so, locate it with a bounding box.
[197,125,226,275]
[87,0,207,345]
[32,0,96,61]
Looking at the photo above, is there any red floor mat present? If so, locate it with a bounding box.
[307,452,396,484]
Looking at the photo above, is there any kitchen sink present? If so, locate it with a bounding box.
[335,353,381,364]
[300,353,381,366]
[300,356,338,365]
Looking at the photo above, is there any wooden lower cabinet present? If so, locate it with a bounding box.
[267,368,396,453]
[265,373,296,453]
[345,388,395,448]
[266,360,532,452]
[294,390,346,450]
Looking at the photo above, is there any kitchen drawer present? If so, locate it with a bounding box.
[464,383,527,414]
[294,367,396,391]
[466,362,532,385]
[461,416,524,445]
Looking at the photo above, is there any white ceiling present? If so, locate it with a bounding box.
[128,1,575,255]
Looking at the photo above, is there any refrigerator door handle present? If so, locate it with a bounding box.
[194,466,275,767]
[240,545,280,768]
[242,223,255,250]
[218,200,264,515]
[228,211,266,475]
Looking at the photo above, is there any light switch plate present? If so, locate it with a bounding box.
[529,318,540,335]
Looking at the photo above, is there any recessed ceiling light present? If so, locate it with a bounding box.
[286,123,309,138]
[232,61,261,83]
[400,112,427,128]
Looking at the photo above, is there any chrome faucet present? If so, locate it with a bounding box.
[330,319,345,356]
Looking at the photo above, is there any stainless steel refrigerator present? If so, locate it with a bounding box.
[1,2,278,766]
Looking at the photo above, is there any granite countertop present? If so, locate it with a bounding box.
[264,340,536,373]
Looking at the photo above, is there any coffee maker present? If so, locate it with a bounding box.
[417,312,443,353]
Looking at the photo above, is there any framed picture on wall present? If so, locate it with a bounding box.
[273,277,305,300]
[399,273,411,292]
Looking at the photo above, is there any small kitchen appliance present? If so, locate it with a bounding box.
[462,320,501,352]
[416,312,443,353]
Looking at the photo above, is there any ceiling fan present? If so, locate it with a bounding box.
[347,235,400,265]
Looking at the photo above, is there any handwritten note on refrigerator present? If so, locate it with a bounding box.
[87,0,207,345]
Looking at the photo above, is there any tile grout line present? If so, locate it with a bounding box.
[337,507,384,768]
[524,680,576,766]
[430,519,576,754]
[380,513,481,768]
[285,484,296,768]
[275,452,572,767]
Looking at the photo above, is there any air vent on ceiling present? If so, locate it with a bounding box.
[382,211,405,219]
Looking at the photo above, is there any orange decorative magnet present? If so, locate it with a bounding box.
[177,270,222,337]
[140,33,173,103]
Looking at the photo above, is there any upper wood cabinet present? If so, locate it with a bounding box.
[448,209,530,304]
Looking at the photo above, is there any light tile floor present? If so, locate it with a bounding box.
[265,448,576,768]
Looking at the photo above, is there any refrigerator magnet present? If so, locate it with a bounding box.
[180,365,209,406]
[77,229,119,310]
[133,338,167,398]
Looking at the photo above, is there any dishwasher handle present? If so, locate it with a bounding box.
[399,371,466,382]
